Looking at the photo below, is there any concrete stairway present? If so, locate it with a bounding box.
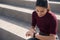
[0,0,60,40]
[0,3,33,23]
[0,16,30,40]
[0,0,60,13]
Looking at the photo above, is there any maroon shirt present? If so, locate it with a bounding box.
[32,11,58,35]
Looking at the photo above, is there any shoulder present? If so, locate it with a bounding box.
[32,11,37,14]
[32,11,37,16]
[48,11,57,20]
[48,11,58,23]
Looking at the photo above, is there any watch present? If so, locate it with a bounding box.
[33,33,36,38]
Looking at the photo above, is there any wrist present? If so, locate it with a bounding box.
[29,28,36,33]
[33,33,36,38]
[35,33,41,40]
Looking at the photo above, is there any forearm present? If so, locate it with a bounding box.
[37,35,50,40]
[29,26,36,32]
[35,34,56,40]
[39,35,56,40]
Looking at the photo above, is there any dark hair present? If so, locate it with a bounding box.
[36,0,48,8]
[36,0,50,11]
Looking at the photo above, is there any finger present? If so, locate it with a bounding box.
[26,34,31,37]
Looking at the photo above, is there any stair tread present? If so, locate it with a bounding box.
[0,16,30,39]
[0,3,34,14]
[0,3,60,20]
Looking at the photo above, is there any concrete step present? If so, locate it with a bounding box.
[0,3,60,22]
[0,0,60,13]
[0,1,1,3]
[1,0,36,9]
[0,7,3,14]
[0,15,40,40]
[49,1,60,13]
[0,16,30,40]
[0,4,34,23]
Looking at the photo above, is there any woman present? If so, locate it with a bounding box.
[26,0,59,40]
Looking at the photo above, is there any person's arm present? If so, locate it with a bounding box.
[26,11,37,37]
[35,33,56,40]
[29,26,36,33]
[30,11,37,32]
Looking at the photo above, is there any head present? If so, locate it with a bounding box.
[35,0,50,17]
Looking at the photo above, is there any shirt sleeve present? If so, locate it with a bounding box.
[31,11,37,27]
[49,17,58,34]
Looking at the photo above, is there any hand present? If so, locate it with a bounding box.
[26,30,34,37]
[35,33,40,40]
[26,28,36,37]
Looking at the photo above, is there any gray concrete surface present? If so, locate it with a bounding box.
[1,0,35,9]
[0,8,32,23]
[0,0,1,3]
[0,0,60,13]
[0,7,3,15]
[0,15,30,30]
[0,16,29,40]
[0,16,31,40]
[50,3,60,13]
[0,28,25,40]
